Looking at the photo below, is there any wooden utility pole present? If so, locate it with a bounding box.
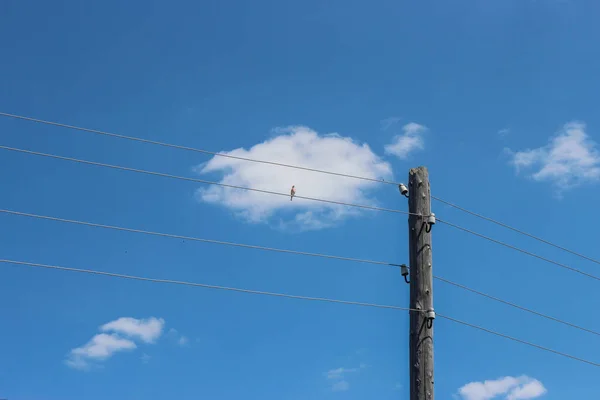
[408,166,434,400]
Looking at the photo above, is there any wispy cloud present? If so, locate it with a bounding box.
[506,121,600,191]
[101,317,165,344]
[66,333,137,370]
[384,122,427,159]
[326,367,359,380]
[332,380,350,392]
[141,353,151,364]
[195,126,392,231]
[458,375,547,400]
[355,348,368,356]
[168,328,190,347]
[66,317,167,370]
[325,363,367,392]
[178,336,189,346]
[498,128,510,137]
[380,117,402,131]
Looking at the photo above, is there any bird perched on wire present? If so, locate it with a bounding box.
[290,185,296,201]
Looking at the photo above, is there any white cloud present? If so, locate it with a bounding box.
[498,128,510,137]
[458,375,547,400]
[332,380,350,392]
[66,317,167,370]
[66,333,137,370]
[384,122,427,159]
[195,126,393,230]
[101,317,165,344]
[506,380,547,400]
[506,121,600,190]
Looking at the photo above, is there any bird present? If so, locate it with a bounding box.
[290,185,296,201]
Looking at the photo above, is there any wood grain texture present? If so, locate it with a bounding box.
[408,166,434,400]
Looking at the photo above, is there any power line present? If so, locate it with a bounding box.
[0,111,397,186]
[437,217,600,282]
[0,259,417,312]
[4,111,596,269]
[3,114,599,333]
[437,314,600,368]
[3,111,599,366]
[0,209,401,267]
[2,257,599,368]
[0,145,417,217]
[4,208,599,338]
[432,195,600,266]
[2,111,597,267]
[433,275,600,337]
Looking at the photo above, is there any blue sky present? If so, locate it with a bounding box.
[1,0,600,399]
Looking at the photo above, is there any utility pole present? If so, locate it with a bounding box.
[407,166,434,400]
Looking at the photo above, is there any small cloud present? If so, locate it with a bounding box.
[395,383,402,391]
[101,317,165,344]
[506,121,600,191]
[498,128,510,137]
[384,122,427,159]
[457,375,547,400]
[66,333,137,370]
[332,380,350,392]
[66,316,166,371]
[178,336,189,346]
[141,353,151,364]
[168,328,190,347]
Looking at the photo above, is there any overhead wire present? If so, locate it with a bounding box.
[437,218,600,281]
[0,111,395,185]
[0,209,402,267]
[0,259,417,311]
[436,314,600,368]
[5,144,598,283]
[11,143,594,282]
[436,217,600,282]
[2,111,596,266]
[3,112,600,338]
[11,143,596,285]
[0,145,417,217]
[432,195,600,266]
[433,275,600,337]
[3,208,600,338]
[1,258,599,368]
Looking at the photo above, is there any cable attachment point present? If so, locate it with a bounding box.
[426,309,435,329]
[400,264,410,284]
[425,213,436,232]
[399,183,409,198]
